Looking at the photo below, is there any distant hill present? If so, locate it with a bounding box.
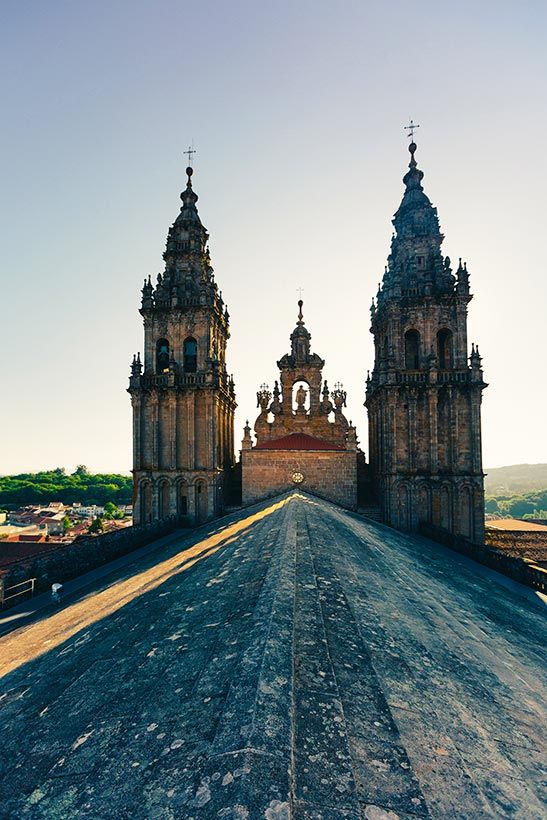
[484,464,547,495]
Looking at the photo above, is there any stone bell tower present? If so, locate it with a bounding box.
[128,165,236,525]
[365,140,486,543]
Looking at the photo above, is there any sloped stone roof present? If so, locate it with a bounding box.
[0,494,545,817]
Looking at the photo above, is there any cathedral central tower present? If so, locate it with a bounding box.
[365,141,486,543]
[129,166,236,525]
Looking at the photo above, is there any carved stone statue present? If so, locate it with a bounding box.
[295,384,308,412]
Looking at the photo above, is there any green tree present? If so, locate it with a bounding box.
[0,470,132,507]
[62,515,73,533]
[74,465,89,477]
[104,501,122,520]
[485,498,500,514]
[507,497,536,518]
[88,517,105,534]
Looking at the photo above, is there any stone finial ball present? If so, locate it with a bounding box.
[186,166,193,177]
[409,141,417,154]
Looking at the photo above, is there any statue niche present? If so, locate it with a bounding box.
[293,381,310,415]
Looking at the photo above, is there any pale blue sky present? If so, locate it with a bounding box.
[1,0,546,474]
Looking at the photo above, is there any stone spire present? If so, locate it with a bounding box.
[378,141,457,303]
[141,166,226,318]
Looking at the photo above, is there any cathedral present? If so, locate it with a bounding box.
[129,139,486,544]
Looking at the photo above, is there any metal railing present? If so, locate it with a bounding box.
[0,577,36,609]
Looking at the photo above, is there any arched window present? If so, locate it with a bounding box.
[140,482,152,524]
[196,480,207,522]
[437,329,453,369]
[156,339,170,373]
[158,480,170,519]
[404,330,420,370]
[177,483,188,517]
[183,338,197,372]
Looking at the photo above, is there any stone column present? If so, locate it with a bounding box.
[218,398,224,469]
[152,479,159,521]
[455,304,468,369]
[169,393,177,469]
[143,317,156,372]
[471,391,482,474]
[169,478,177,516]
[407,393,415,472]
[187,481,196,522]
[229,406,235,465]
[176,394,183,469]
[208,392,215,470]
[151,393,159,468]
[132,395,142,471]
[187,393,195,470]
[389,394,398,472]
[447,387,455,470]
[428,389,438,474]
[133,480,141,526]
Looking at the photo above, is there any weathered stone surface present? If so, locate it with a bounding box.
[0,493,545,818]
[242,450,357,510]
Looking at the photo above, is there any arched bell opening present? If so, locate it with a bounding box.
[404,329,421,370]
[156,339,170,373]
[437,329,453,369]
[183,337,198,373]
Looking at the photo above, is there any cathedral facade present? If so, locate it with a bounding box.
[241,302,359,509]
[129,142,486,544]
[128,167,236,525]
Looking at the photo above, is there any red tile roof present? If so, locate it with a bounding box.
[254,433,345,451]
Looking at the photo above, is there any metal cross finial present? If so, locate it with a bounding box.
[296,287,304,299]
[404,119,420,141]
[184,144,197,167]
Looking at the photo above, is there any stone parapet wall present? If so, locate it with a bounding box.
[242,450,357,510]
[420,523,547,594]
[0,518,183,609]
